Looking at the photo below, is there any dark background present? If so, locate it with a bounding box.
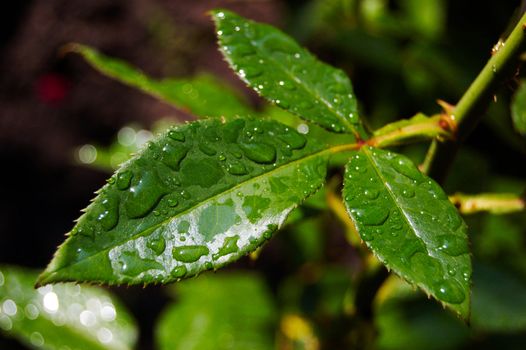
[0,1,524,349]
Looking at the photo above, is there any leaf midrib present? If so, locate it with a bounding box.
[361,147,428,246]
[221,18,359,136]
[49,147,331,277]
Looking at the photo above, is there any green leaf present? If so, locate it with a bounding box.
[211,10,368,138]
[38,118,328,285]
[68,43,253,119]
[471,263,526,332]
[511,79,526,136]
[342,147,471,318]
[0,265,137,350]
[156,272,276,350]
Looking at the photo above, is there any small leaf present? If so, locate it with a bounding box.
[68,43,253,119]
[156,272,276,350]
[0,265,137,350]
[511,79,526,135]
[39,118,328,285]
[343,147,471,318]
[211,10,368,138]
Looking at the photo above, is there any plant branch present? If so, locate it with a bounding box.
[449,192,525,215]
[422,11,526,182]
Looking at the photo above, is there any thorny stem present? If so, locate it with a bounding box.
[422,11,526,182]
[328,112,454,154]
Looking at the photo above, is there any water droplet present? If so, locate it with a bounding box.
[444,205,462,231]
[354,166,366,173]
[116,170,133,190]
[147,236,166,255]
[227,162,248,175]
[117,251,162,277]
[361,230,374,241]
[180,158,225,188]
[433,280,465,304]
[278,80,295,90]
[125,171,168,219]
[199,143,217,156]
[168,130,185,142]
[171,265,187,278]
[168,198,179,207]
[161,143,189,171]
[232,44,255,56]
[354,206,389,226]
[393,156,422,182]
[400,186,415,198]
[213,236,240,260]
[172,245,210,263]
[178,221,190,234]
[276,99,290,109]
[180,190,191,199]
[363,189,379,200]
[421,180,447,200]
[277,131,306,150]
[240,142,276,164]
[436,234,468,256]
[96,194,120,231]
[239,67,262,78]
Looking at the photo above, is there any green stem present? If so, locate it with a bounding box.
[423,11,526,182]
[449,192,525,215]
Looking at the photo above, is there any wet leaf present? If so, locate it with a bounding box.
[156,272,276,350]
[211,10,368,138]
[68,43,252,119]
[0,265,137,350]
[343,147,471,318]
[38,118,328,285]
[511,79,526,136]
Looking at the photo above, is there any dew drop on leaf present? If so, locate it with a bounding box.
[125,171,168,219]
[436,234,468,256]
[213,235,240,260]
[161,143,189,171]
[96,194,120,231]
[116,170,133,190]
[277,131,306,150]
[147,236,166,255]
[433,279,465,304]
[172,245,210,263]
[240,142,276,164]
[355,206,390,226]
[117,251,162,277]
[168,130,185,142]
[227,162,248,175]
[171,265,187,279]
[392,156,421,181]
[363,189,379,200]
[199,143,217,156]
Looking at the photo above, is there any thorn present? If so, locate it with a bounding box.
[437,99,455,116]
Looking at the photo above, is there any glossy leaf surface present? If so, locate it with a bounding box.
[0,266,137,350]
[511,79,526,135]
[343,147,471,318]
[39,118,328,285]
[156,272,275,350]
[69,44,252,119]
[212,10,368,138]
